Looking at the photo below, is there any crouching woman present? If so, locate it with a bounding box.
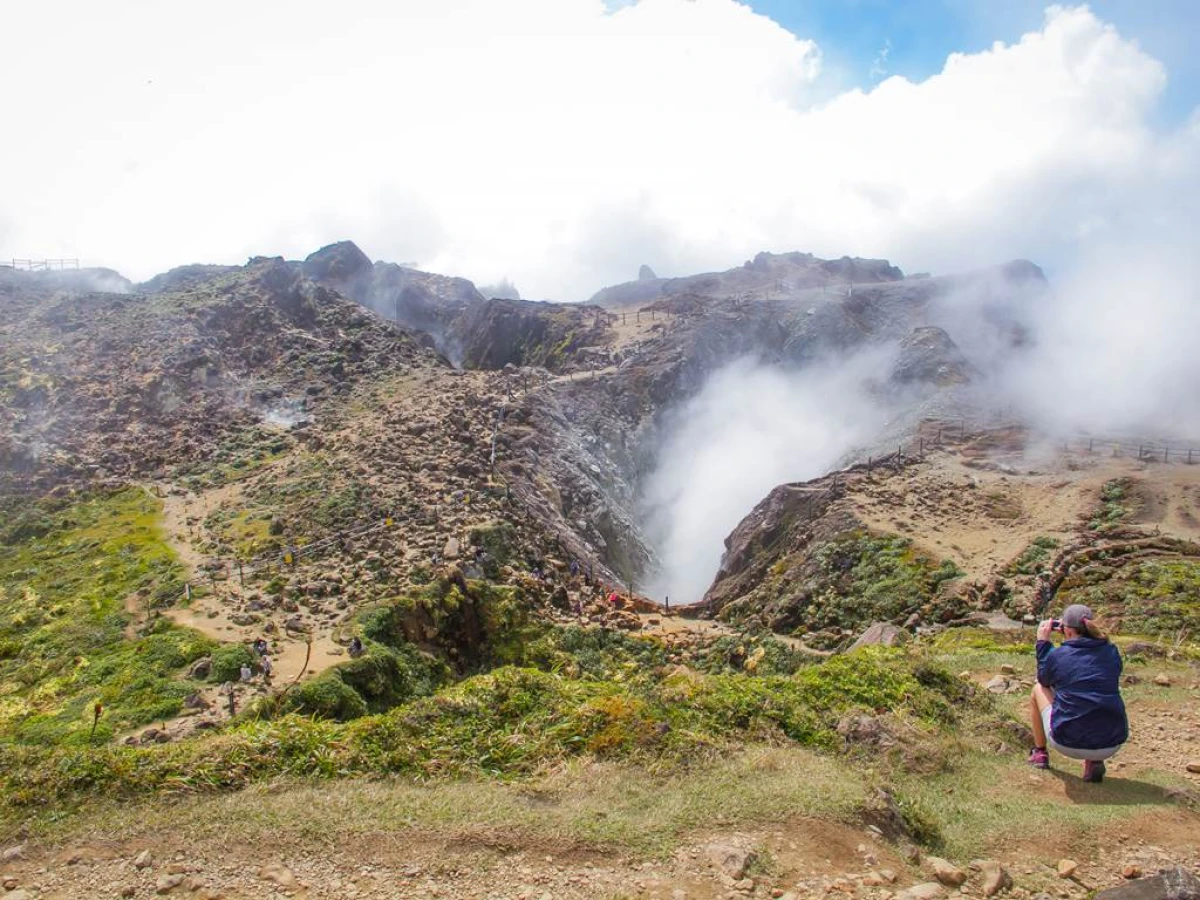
[1028,604,1128,782]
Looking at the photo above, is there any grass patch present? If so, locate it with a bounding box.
[0,649,989,820]
[4,746,866,855]
[0,488,214,744]
[894,750,1189,859]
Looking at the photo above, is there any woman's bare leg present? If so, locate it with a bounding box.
[1030,683,1053,747]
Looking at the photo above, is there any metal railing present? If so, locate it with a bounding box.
[8,258,80,271]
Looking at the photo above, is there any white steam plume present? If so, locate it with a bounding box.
[1002,239,1200,438]
[642,353,888,604]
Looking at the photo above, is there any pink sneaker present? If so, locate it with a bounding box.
[1028,747,1050,769]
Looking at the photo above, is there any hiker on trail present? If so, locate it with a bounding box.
[608,590,620,608]
[349,636,364,658]
[260,655,272,680]
[1028,604,1128,782]
[239,663,253,683]
[253,637,268,657]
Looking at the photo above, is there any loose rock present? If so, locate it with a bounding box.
[259,863,299,890]
[1094,867,1200,900]
[927,858,968,887]
[705,842,757,880]
[899,882,947,900]
[973,860,1012,897]
[156,872,186,894]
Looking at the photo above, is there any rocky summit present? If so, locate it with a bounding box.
[0,243,1197,899]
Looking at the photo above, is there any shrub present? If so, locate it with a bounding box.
[209,644,255,683]
[283,674,369,721]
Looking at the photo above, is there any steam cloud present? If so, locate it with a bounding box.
[643,354,889,604]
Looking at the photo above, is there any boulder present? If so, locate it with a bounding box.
[898,883,947,900]
[1058,860,1079,879]
[837,713,896,749]
[704,842,757,880]
[849,622,907,651]
[1,844,25,862]
[972,860,1012,897]
[187,657,212,680]
[926,857,967,887]
[155,873,186,894]
[301,241,372,284]
[1095,868,1200,900]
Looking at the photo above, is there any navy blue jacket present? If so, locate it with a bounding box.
[1036,637,1129,749]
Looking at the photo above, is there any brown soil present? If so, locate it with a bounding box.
[849,448,1200,584]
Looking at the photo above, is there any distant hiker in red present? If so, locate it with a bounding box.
[608,591,620,607]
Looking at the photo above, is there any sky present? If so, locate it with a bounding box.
[1,0,1197,300]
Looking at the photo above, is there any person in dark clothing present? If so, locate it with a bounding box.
[1028,604,1128,782]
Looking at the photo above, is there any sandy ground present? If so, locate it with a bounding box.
[848,447,1200,583]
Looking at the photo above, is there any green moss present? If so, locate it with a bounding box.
[0,488,214,744]
[1005,536,1060,576]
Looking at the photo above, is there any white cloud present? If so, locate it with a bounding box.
[0,1,1195,301]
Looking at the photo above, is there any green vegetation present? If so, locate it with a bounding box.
[0,649,989,818]
[0,489,213,744]
[209,644,255,684]
[1089,478,1130,530]
[1058,556,1200,637]
[1005,536,1061,576]
[175,427,292,491]
[801,532,964,636]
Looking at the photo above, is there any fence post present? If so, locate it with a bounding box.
[1088,439,1093,453]
[1165,447,1170,463]
[919,437,924,457]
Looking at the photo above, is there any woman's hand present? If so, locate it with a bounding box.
[1037,619,1055,641]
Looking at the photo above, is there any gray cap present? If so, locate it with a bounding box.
[1061,604,1093,629]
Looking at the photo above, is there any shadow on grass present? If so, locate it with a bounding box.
[1048,769,1189,806]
